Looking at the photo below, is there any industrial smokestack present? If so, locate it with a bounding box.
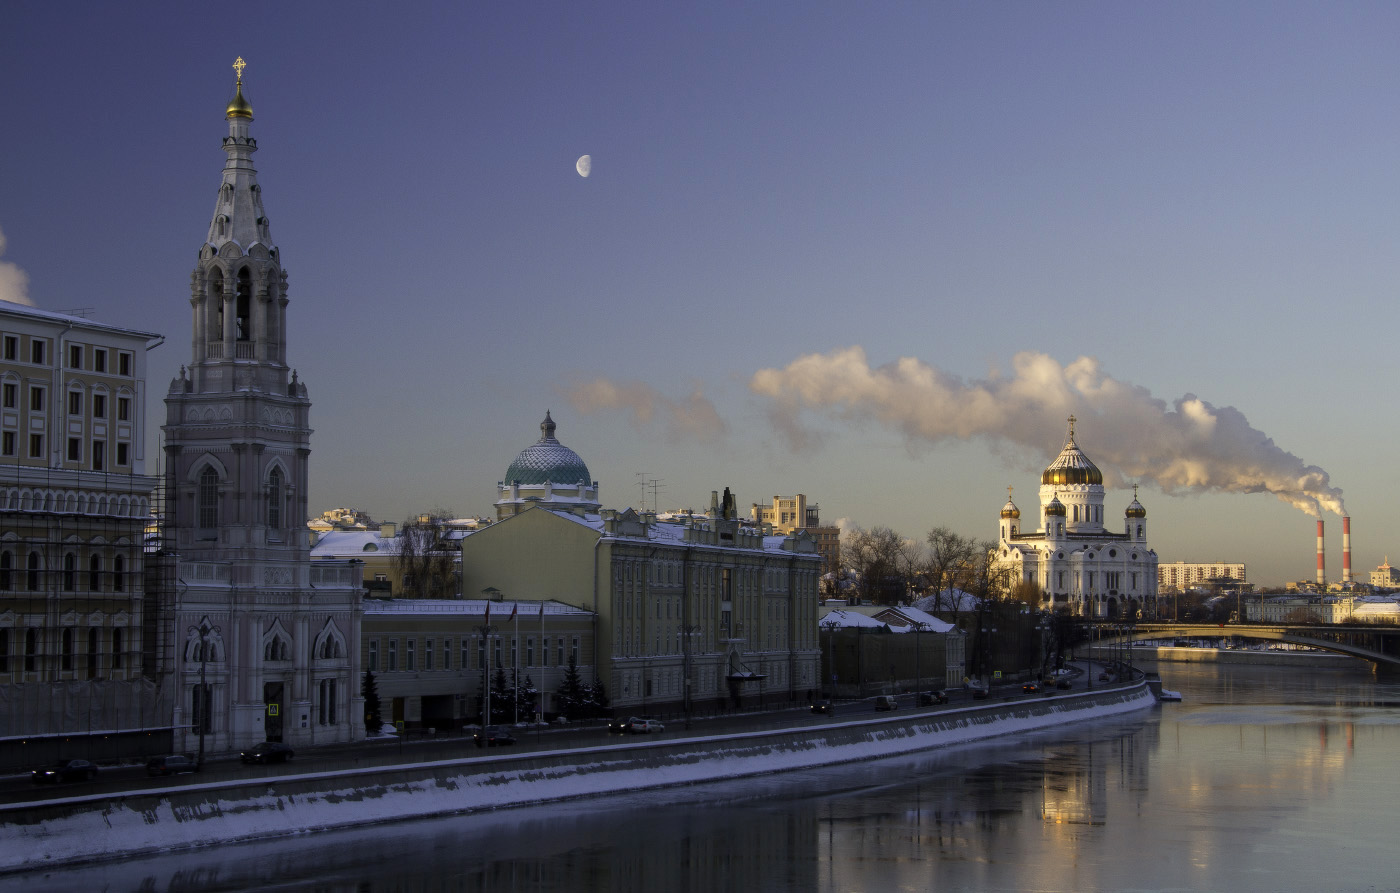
[1316,519,1326,587]
[1343,516,1353,584]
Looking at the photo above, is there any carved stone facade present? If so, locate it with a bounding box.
[161,64,362,754]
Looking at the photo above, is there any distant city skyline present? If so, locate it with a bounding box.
[4,2,1399,586]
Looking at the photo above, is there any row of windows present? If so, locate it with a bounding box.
[0,626,125,674]
[259,635,343,662]
[367,635,581,673]
[2,335,133,376]
[3,383,133,420]
[0,550,129,592]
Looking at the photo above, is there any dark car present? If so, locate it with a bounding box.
[474,726,517,747]
[1056,678,1073,690]
[971,686,990,700]
[874,695,897,711]
[146,754,199,776]
[240,741,295,764]
[31,758,98,784]
[919,690,949,706]
[1022,682,1041,694]
[811,699,834,715]
[608,716,635,734]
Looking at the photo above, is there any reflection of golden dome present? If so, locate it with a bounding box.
[226,83,253,119]
[1045,495,1066,517]
[1000,499,1021,519]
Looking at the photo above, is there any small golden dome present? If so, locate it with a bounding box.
[226,83,253,120]
[1045,496,1066,517]
[1000,499,1021,520]
[1125,497,1146,519]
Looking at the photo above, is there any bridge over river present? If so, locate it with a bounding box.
[1097,622,1400,674]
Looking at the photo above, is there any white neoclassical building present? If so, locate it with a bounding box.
[994,418,1159,618]
[161,61,362,755]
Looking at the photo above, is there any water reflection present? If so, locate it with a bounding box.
[10,663,1400,892]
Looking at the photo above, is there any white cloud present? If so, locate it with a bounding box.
[0,226,34,307]
[566,378,727,442]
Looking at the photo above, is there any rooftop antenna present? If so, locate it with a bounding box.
[635,472,651,512]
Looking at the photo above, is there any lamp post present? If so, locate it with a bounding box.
[678,625,701,729]
[911,621,928,699]
[820,618,841,698]
[187,620,219,769]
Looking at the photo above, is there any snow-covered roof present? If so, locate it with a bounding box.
[818,609,892,630]
[363,598,592,618]
[312,529,398,556]
[833,605,956,633]
[913,589,981,613]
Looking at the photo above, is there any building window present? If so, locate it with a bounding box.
[461,639,470,670]
[26,551,40,591]
[61,628,74,672]
[62,552,76,591]
[117,396,130,421]
[29,387,43,412]
[112,554,125,592]
[67,438,81,462]
[2,336,15,360]
[116,442,129,466]
[477,636,485,670]
[387,639,397,671]
[112,627,123,670]
[86,628,99,678]
[424,639,434,671]
[68,345,82,369]
[526,637,535,668]
[27,433,41,459]
[406,639,416,671]
[318,678,337,725]
[118,352,131,376]
[571,637,580,666]
[443,639,452,670]
[2,383,13,408]
[558,638,565,666]
[198,467,219,528]
[267,468,282,529]
[92,440,105,471]
[30,340,44,364]
[24,628,38,672]
[67,391,82,415]
[88,554,101,591]
[493,637,502,670]
[368,639,379,671]
[0,551,9,590]
[93,350,106,373]
[93,394,106,419]
[542,637,550,666]
[0,628,11,672]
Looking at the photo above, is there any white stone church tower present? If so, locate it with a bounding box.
[163,60,362,755]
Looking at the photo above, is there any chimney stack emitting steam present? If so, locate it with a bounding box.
[1343,516,1353,584]
[1316,519,1326,587]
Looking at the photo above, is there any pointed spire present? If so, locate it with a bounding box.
[540,410,557,442]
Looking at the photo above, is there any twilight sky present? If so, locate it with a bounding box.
[3,2,1398,586]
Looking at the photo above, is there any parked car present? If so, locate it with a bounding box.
[971,687,990,700]
[1056,678,1073,690]
[629,718,665,734]
[874,695,897,711]
[146,754,198,776]
[31,759,98,784]
[919,690,949,706]
[810,699,834,715]
[240,741,295,764]
[1022,682,1041,694]
[474,726,518,747]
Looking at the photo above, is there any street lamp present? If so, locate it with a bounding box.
[678,625,702,729]
[187,620,219,769]
[820,618,842,698]
[911,621,929,699]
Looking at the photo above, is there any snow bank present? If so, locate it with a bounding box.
[0,684,1155,873]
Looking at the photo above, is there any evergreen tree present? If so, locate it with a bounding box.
[516,674,538,722]
[589,678,610,716]
[555,656,587,720]
[362,669,381,735]
[490,667,511,724]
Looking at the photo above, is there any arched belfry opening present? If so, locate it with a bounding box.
[235,268,251,342]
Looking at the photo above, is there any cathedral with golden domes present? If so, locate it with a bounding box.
[994,418,1158,618]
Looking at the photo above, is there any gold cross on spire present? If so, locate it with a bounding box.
[233,57,246,85]
[1007,485,1014,501]
[1067,414,1077,441]
[1133,483,1139,500]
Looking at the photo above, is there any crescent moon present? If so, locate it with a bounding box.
[576,155,592,178]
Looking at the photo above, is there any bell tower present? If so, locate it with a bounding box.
[163,59,362,755]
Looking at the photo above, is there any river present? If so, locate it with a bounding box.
[8,661,1400,892]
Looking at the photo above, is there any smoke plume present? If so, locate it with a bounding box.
[0,226,35,307]
[750,346,1345,518]
[567,378,728,442]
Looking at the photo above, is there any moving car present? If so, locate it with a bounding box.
[1056,678,1073,690]
[810,699,834,715]
[919,690,949,706]
[31,759,98,784]
[1022,682,1041,694]
[240,741,295,764]
[608,716,635,734]
[146,754,198,776]
[971,686,990,700]
[874,695,897,711]
[629,718,665,734]
[474,726,518,747]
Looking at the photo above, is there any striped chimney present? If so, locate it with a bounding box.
[1316,519,1326,586]
[1342,516,1353,584]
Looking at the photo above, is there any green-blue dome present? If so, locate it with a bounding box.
[504,412,592,486]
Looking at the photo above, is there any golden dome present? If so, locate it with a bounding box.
[1044,495,1066,517]
[1041,417,1102,486]
[1125,496,1146,518]
[1000,499,1021,519]
[225,83,253,119]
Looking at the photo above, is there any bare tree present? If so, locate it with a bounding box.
[842,525,906,604]
[393,511,460,599]
[924,526,979,614]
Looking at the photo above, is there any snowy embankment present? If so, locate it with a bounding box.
[0,683,1154,872]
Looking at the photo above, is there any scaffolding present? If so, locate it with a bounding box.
[0,461,175,769]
